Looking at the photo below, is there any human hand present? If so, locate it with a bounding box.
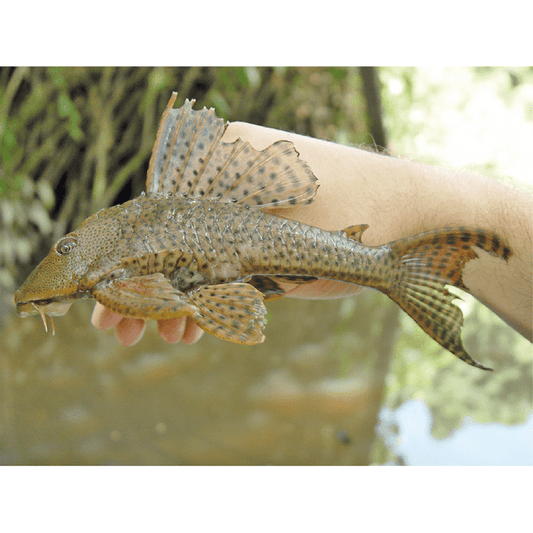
[91,302,204,346]
[90,280,364,346]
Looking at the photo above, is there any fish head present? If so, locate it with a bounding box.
[14,232,88,320]
[14,209,123,328]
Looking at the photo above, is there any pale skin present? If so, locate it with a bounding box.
[91,122,533,346]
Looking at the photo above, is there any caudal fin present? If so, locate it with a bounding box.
[385,227,512,370]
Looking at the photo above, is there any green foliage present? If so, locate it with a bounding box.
[386,293,532,438]
[2,66,530,464]
[1,67,371,292]
[375,67,532,459]
[380,66,533,192]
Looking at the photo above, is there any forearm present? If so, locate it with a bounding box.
[224,122,533,339]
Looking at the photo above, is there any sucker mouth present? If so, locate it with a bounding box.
[15,299,73,335]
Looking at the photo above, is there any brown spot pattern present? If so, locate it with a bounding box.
[146,97,318,208]
[188,283,267,344]
[383,227,513,370]
[16,95,514,372]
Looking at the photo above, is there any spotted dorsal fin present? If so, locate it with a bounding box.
[146,93,318,208]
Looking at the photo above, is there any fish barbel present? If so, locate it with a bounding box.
[14,93,512,370]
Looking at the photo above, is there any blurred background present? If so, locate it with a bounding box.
[0,66,531,465]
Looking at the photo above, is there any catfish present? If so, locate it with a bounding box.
[15,93,512,370]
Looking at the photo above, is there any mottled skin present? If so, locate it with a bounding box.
[15,94,513,370]
[15,191,512,368]
[102,195,385,288]
[15,194,384,312]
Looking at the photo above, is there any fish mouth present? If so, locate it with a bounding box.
[16,299,73,318]
[15,299,73,335]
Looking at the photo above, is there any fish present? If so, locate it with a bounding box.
[14,92,512,370]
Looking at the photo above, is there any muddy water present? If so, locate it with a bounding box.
[0,290,398,465]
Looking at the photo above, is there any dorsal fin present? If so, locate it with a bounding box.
[146,93,318,208]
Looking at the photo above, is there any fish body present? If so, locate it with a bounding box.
[83,195,386,291]
[15,93,512,369]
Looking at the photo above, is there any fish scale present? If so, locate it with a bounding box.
[15,93,512,370]
[79,194,388,293]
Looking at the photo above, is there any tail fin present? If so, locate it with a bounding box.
[385,227,512,370]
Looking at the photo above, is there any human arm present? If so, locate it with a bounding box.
[92,121,533,344]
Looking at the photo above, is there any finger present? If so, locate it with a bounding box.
[157,316,187,343]
[278,279,365,300]
[181,318,204,344]
[91,302,123,330]
[115,317,147,346]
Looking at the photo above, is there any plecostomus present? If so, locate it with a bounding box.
[15,93,512,370]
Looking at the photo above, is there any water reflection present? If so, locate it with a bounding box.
[1,291,397,465]
[3,287,529,465]
[378,400,533,465]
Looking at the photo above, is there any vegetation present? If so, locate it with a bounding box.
[373,67,533,463]
[0,67,371,292]
[1,67,530,464]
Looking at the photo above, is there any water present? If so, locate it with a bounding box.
[1,290,396,465]
[3,283,529,465]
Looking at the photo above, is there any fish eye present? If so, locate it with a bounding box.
[56,237,77,256]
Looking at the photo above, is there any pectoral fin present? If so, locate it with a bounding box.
[93,275,267,346]
[187,282,267,344]
[93,273,198,320]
